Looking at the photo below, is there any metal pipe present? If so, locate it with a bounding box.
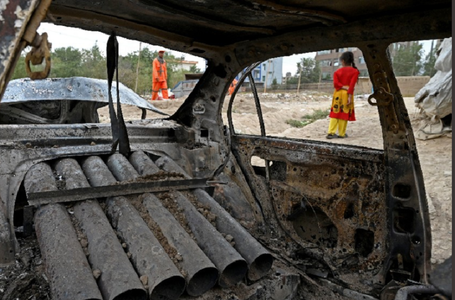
[141,193,219,296]
[106,196,186,300]
[128,150,161,175]
[106,153,219,296]
[174,191,248,288]
[81,156,186,300]
[154,155,191,179]
[24,162,102,300]
[193,189,274,281]
[57,158,146,300]
[151,155,273,281]
[394,284,440,300]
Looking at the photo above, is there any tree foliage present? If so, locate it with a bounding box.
[287,57,320,84]
[11,43,197,96]
[391,42,423,76]
[422,40,440,77]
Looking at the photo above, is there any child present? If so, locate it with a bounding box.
[326,51,360,139]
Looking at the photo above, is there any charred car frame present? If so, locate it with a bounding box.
[0,0,451,299]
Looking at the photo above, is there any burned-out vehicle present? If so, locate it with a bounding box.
[0,1,451,300]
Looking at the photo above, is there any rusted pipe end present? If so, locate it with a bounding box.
[218,259,248,288]
[186,267,218,296]
[247,253,274,281]
[111,288,147,300]
[150,275,186,300]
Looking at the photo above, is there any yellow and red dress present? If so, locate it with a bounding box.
[329,66,359,121]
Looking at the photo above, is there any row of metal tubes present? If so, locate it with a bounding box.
[25,150,273,300]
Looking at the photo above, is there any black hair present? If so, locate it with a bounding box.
[340,51,358,70]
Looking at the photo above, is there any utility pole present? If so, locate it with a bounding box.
[297,65,302,94]
[263,59,271,93]
[134,42,142,93]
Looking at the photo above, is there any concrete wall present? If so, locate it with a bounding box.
[263,76,431,96]
[357,76,430,96]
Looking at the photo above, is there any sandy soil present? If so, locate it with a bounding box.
[99,92,452,265]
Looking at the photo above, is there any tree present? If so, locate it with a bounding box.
[50,47,82,78]
[81,43,106,79]
[189,65,201,73]
[391,42,423,76]
[11,53,28,79]
[422,40,440,77]
[295,57,321,83]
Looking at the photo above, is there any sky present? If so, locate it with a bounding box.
[37,23,434,77]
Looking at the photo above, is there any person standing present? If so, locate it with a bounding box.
[229,78,238,96]
[151,50,168,100]
[326,51,359,139]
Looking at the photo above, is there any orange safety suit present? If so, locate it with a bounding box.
[228,78,238,96]
[151,57,168,100]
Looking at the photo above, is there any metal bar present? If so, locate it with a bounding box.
[174,191,248,288]
[24,162,103,300]
[227,61,262,135]
[247,72,270,181]
[27,178,208,206]
[57,158,147,300]
[394,284,439,300]
[105,154,219,296]
[247,73,266,137]
[193,188,274,281]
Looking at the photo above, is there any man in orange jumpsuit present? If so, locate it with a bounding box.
[151,50,169,100]
[228,78,238,96]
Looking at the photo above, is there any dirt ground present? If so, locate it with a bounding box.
[100,91,452,265]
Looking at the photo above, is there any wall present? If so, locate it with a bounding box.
[261,76,430,96]
[357,76,430,96]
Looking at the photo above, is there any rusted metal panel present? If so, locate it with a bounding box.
[24,162,102,300]
[193,189,274,281]
[230,135,388,293]
[361,43,432,285]
[0,0,38,100]
[2,77,166,114]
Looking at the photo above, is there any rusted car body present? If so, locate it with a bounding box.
[0,1,451,299]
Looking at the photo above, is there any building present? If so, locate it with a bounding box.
[175,60,199,71]
[236,57,283,87]
[315,47,368,80]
